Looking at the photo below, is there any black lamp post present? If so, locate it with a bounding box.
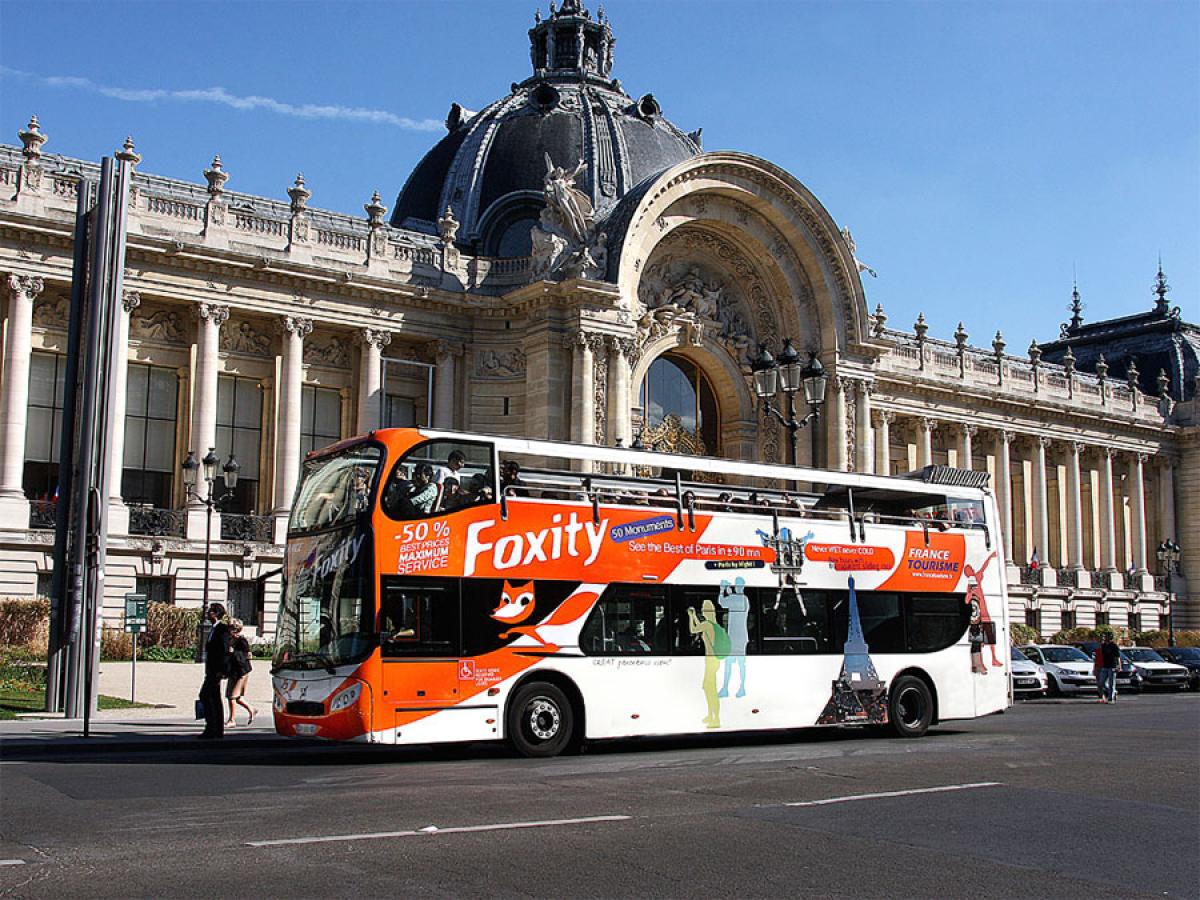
[751,339,828,466]
[182,447,240,659]
[1156,539,1181,647]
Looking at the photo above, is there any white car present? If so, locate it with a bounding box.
[1121,647,1190,691]
[1011,646,1048,698]
[1018,645,1097,697]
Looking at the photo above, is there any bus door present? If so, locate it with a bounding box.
[378,578,462,707]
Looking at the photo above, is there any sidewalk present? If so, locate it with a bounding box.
[0,661,278,751]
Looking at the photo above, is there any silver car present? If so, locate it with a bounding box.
[1018,645,1097,697]
[1011,646,1048,698]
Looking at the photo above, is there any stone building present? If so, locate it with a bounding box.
[0,0,1194,638]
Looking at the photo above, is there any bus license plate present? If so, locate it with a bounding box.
[296,723,318,736]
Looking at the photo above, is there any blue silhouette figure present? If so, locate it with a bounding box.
[717,578,750,698]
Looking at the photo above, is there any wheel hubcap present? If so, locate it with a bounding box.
[527,698,560,741]
[898,687,923,728]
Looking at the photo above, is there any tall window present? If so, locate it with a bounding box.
[639,354,718,455]
[23,352,66,501]
[383,394,417,428]
[216,375,262,515]
[123,364,179,508]
[228,580,264,630]
[301,385,342,458]
[135,575,173,605]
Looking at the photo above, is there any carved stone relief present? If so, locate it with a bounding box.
[304,334,350,368]
[31,294,68,329]
[131,308,184,343]
[475,348,526,378]
[220,319,272,356]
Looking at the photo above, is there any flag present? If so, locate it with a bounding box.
[1029,548,1039,570]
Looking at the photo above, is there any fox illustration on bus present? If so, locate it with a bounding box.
[271,428,1011,756]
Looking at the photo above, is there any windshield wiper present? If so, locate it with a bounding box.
[284,651,337,674]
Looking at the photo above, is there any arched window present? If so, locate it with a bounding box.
[638,354,719,455]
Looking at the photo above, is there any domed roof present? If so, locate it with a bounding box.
[391,1,701,257]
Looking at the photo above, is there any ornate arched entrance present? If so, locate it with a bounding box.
[636,352,720,455]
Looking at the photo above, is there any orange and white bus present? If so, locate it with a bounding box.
[271,428,1010,756]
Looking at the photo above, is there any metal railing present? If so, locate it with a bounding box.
[1057,568,1078,588]
[1018,566,1040,585]
[220,513,274,543]
[28,500,56,530]
[128,505,186,538]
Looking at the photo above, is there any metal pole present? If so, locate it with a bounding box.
[131,631,137,703]
[46,178,92,712]
[65,157,114,719]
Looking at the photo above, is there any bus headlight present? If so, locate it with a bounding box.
[330,682,363,712]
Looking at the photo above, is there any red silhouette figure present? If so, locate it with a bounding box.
[963,552,1002,668]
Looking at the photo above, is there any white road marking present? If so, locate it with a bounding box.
[247,814,632,848]
[0,860,27,866]
[783,781,1004,807]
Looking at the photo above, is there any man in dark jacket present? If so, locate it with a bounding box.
[198,603,232,739]
[1099,634,1122,703]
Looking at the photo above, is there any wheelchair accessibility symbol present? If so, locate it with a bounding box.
[458,660,476,680]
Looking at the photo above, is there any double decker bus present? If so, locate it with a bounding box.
[272,428,1009,757]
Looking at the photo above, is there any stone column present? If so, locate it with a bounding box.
[606,337,634,446]
[918,417,936,469]
[188,303,229,488]
[828,377,848,471]
[873,409,893,476]
[1129,452,1149,576]
[993,430,1014,564]
[1098,447,1118,572]
[107,290,140,535]
[570,331,595,445]
[1031,436,1051,568]
[356,328,391,432]
[958,424,976,470]
[272,315,311,517]
[0,274,43,527]
[433,340,461,430]
[1157,456,1176,543]
[855,380,874,474]
[1065,441,1084,570]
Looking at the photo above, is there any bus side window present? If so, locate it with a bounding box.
[906,594,969,652]
[579,585,668,655]
[379,577,460,657]
[758,589,833,654]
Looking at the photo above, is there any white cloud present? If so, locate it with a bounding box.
[2,67,443,132]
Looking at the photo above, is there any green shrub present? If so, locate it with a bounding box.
[1170,630,1200,647]
[100,626,132,661]
[0,598,50,651]
[1135,629,1171,647]
[1010,623,1038,645]
[144,603,201,650]
[140,646,195,662]
[250,640,275,660]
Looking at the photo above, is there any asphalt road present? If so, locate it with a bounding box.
[1,693,1197,899]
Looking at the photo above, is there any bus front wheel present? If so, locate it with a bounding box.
[887,675,933,738]
[507,682,575,758]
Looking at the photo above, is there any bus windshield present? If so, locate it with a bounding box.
[275,443,382,672]
[288,443,382,534]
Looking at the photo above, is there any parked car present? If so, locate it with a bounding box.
[1010,646,1048,698]
[1121,647,1190,691]
[1156,647,1200,691]
[1018,645,1097,696]
[1070,641,1143,693]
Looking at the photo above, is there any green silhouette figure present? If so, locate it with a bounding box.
[688,599,729,729]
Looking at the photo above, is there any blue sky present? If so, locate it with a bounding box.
[1,0,1196,349]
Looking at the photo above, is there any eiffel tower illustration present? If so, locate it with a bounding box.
[817,576,889,724]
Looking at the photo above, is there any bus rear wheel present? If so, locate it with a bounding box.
[507,682,575,758]
[887,675,933,738]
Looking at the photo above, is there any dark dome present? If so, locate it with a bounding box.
[391,2,700,256]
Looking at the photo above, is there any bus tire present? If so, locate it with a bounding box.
[507,682,575,758]
[887,675,933,738]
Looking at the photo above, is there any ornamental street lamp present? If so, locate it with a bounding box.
[751,339,828,466]
[1156,539,1182,647]
[181,447,240,659]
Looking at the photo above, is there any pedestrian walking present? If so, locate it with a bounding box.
[1099,634,1121,703]
[224,619,257,727]
[198,603,232,739]
[1093,643,1106,702]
